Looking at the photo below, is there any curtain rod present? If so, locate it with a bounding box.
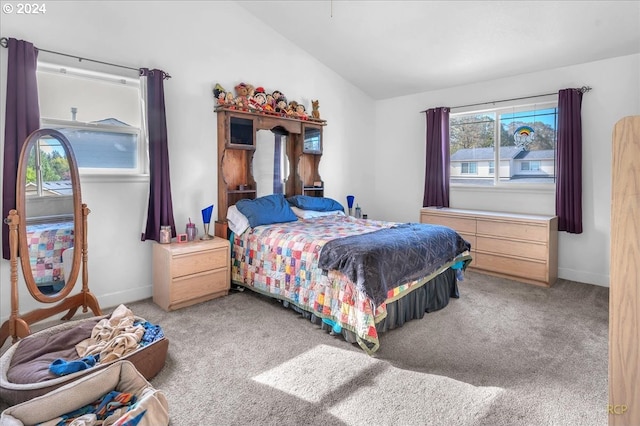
[0,36,171,78]
[421,86,592,113]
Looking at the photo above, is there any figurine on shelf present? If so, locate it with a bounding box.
[272,90,285,106]
[215,83,323,122]
[234,82,250,110]
[213,83,227,105]
[296,103,308,120]
[246,83,256,98]
[225,91,235,107]
[263,93,276,114]
[286,100,298,117]
[311,100,321,120]
[275,97,288,115]
[249,87,267,112]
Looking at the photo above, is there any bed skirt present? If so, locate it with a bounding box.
[278,267,459,349]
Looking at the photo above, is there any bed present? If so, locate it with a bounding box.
[227,194,472,354]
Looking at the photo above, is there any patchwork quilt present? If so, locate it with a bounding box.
[26,221,74,288]
[231,215,471,353]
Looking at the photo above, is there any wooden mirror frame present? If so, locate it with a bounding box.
[0,129,102,347]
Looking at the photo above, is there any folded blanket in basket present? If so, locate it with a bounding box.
[76,304,145,364]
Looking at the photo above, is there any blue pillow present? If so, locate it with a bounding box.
[236,194,298,228]
[286,195,344,212]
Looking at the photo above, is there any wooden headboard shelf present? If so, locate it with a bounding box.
[216,108,326,236]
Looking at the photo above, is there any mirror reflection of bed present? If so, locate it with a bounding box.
[24,217,74,295]
[24,137,76,295]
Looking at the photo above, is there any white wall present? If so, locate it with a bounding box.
[372,54,640,287]
[0,1,374,324]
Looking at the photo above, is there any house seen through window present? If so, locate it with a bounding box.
[449,102,557,187]
[36,60,145,176]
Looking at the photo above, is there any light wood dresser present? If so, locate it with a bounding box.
[420,207,558,287]
[152,237,230,311]
[609,116,639,426]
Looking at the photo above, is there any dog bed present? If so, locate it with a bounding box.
[0,306,168,406]
[0,360,169,425]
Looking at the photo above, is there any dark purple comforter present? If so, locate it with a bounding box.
[318,223,471,306]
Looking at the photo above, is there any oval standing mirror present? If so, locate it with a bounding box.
[1,128,102,346]
[17,129,82,302]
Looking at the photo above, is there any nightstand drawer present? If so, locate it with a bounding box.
[172,248,227,278]
[171,269,229,303]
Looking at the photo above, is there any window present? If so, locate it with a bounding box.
[521,161,541,172]
[461,162,477,174]
[36,61,145,175]
[450,102,557,186]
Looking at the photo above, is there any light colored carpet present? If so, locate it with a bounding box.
[0,271,609,425]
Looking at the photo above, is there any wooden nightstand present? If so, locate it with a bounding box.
[152,237,230,311]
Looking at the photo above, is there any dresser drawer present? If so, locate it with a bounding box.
[172,248,227,278]
[476,219,547,242]
[421,214,476,234]
[473,252,547,282]
[476,236,547,261]
[171,269,229,303]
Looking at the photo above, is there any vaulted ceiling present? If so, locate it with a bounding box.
[238,1,640,100]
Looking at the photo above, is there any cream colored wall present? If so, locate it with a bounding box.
[0,1,374,323]
[372,54,640,287]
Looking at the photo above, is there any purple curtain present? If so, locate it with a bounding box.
[140,68,176,242]
[2,38,40,260]
[555,89,583,234]
[423,107,450,207]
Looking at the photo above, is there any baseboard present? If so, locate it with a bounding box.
[97,286,154,312]
[558,268,609,287]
